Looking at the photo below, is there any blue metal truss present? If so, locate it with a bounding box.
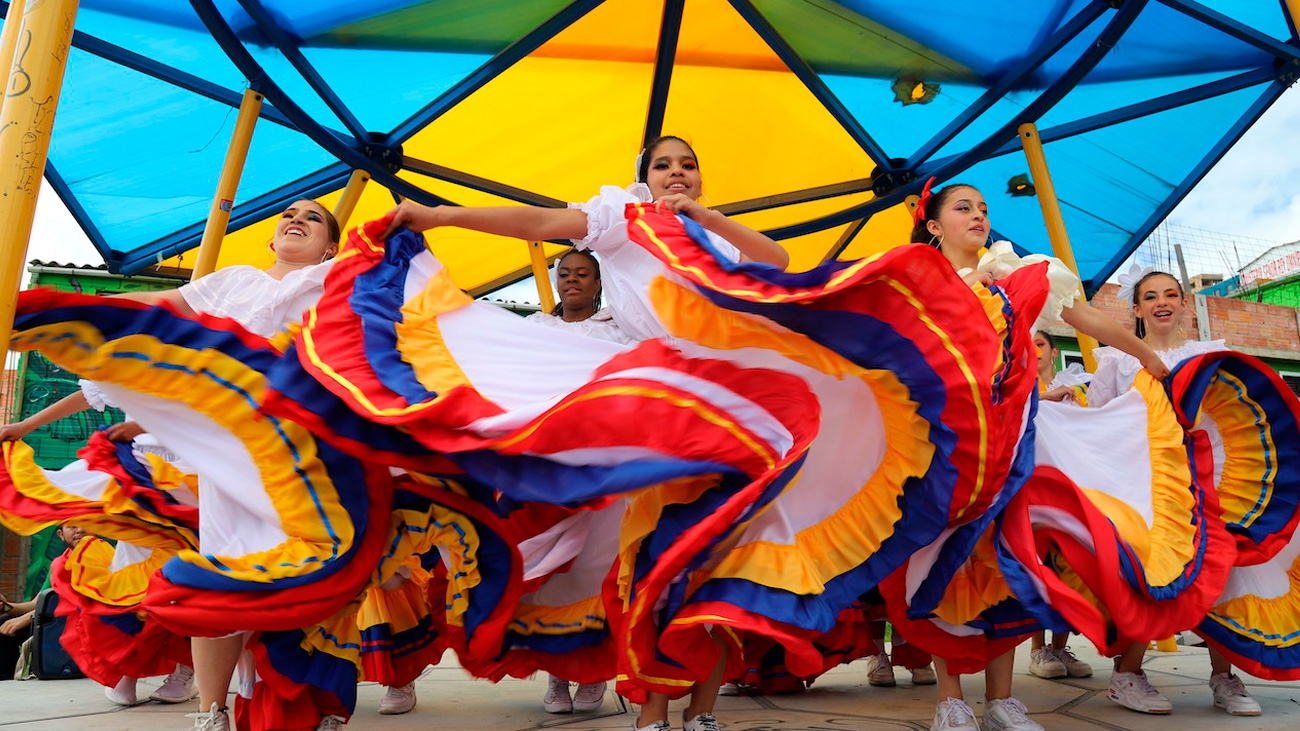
[643,0,685,148]
[387,0,605,145]
[728,0,892,166]
[906,0,1112,168]
[1155,0,1300,61]
[236,0,370,141]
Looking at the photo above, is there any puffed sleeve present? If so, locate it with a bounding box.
[568,186,644,253]
[978,241,1080,326]
[177,267,235,315]
[78,379,114,412]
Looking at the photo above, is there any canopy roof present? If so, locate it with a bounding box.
[21,0,1300,293]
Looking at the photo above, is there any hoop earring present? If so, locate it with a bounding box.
[928,234,944,249]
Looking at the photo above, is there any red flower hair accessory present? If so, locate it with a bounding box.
[913,176,937,226]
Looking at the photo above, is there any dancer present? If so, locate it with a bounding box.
[886,180,1166,731]
[530,249,627,714]
[1024,330,1092,681]
[1088,270,1259,716]
[384,135,788,731]
[1,391,196,706]
[7,198,346,731]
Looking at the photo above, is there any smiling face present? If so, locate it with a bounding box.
[273,199,338,263]
[555,250,600,320]
[1133,273,1186,336]
[927,186,989,261]
[644,138,702,201]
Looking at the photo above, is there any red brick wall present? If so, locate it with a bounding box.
[1205,296,1300,352]
[0,529,24,600]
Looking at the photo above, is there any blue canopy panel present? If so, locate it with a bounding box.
[46,44,335,270]
[774,0,1298,288]
[40,1,507,272]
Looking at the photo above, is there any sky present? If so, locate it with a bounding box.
[22,87,1300,290]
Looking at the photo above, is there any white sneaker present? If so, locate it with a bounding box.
[910,665,938,685]
[635,722,672,731]
[186,702,231,731]
[718,681,740,696]
[1210,673,1262,716]
[573,681,606,711]
[105,676,138,706]
[867,652,896,687]
[317,716,345,731]
[1027,647,1066,679]
[150,665,196,703]
[1053,646,1092,678]
[1108,671,1173,714]
[378,682,416,715]
[931,697,979,731]
[543,674,573,713]
[683,713,720,731]
[983,698,1044,731]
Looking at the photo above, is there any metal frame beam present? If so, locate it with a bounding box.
[190,0,456,209]
[0,1,303,133]
[975,65,1278,158]
[400,156,565,208]
[714,178,872,217]
[728,0,891,166]
[1155,0,1300,62]
[906,0,1112,167]
[388,0,604,144]
[1086,81,1288,292]
[767,1,1150,248]
[643,0,685,147]
[236,0,369,141]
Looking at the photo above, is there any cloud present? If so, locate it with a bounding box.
[1168,89,1300,244]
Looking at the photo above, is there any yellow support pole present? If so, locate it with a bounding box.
[191,88,263,280]
[1286,0,1300,31]
[332,169,370,231]
[0,0,28,101]
[1018,123,1100,372]
[527,241,557,314]
[0,0,78,357]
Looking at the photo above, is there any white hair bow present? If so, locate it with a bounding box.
[1115,262,1154,303]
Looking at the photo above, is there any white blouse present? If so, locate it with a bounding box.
[526,309,637,345]
[569,186,740,344]
[178,261,334,338]
[1088,339,1229,407]
[959,240,1080,329]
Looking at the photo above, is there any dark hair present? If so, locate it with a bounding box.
[909,182,979,246]
[1035,330,1057,351]
[1131,270,1183,339]
[551,249,602,317]
[637,135,698,184]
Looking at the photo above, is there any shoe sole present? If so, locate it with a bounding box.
[868,679,897,687]
[912,679,938,686]
[378,704,416,715]
[1108,695,1171,714]
[544,705,574,713]
[573,701,604,712]
[1028,667,1067,680]
[1215,702,1261,716]
[150,692,198,704]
